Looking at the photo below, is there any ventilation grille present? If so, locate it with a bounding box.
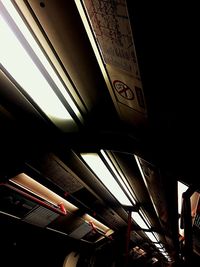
[23,206,59,227]
[69,222,92,239]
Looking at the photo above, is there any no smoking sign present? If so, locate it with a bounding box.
[113,80,134,100]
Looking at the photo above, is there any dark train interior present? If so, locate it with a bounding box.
[0,1,199,266]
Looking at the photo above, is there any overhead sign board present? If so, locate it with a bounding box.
[83,0,147,123]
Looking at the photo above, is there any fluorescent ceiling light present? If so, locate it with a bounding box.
[132,211,150,230]
[153,232,160,241]
[178,181,188,214]
[154,243,162,249]
[100,150,136,204]
[144,231,158,243]
[0,1,81,131]
[80,153,133,206]
[162,252,169,256]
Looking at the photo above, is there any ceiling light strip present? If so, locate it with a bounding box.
[80,153,132,206]
[0,1,82,130]
[100,150,136,204]
[144,231,158,243]
[81,152,152,231]
[131,211,150,230]
[154,243,162,249]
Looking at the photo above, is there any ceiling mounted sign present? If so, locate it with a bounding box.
[82,0,148,123]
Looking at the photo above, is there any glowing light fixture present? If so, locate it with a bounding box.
[144,231,158,243]
[162,252,169,256]
[101,150,136,204]
[132,211,150,230]
[159,248,165,252]
[80,152,135,206]
[154,243,162,249]
[0,1,82,131]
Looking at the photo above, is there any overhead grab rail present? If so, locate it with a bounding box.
[0,182,67,216]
